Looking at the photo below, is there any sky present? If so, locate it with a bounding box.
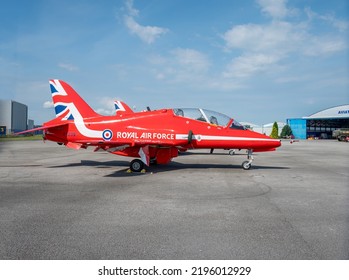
[0,0,348,125]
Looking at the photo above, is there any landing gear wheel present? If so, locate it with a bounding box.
[188,130,193,144]
[130,159,144,172]
[241,149,253,170]
[242,161,251,170]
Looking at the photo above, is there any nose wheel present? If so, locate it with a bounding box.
[242,149,253,170]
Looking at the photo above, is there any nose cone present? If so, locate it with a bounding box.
[273,138,282,148]
[266,137,282,150]
[249,130,282,151]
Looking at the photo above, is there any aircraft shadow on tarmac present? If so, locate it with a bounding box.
[48,158,288,177]
[54,159,287,177]
[48,160,129,169]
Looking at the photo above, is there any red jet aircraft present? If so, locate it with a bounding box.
[18,80,281,171]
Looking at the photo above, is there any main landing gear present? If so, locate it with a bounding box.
[241,149,254,170]
[129,149,255,172]
[130,159,145,173]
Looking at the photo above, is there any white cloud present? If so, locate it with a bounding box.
[223,21,304,53]
[96,97,121,116]
[224,20,347,57]
[43,101,54,109]
[221,1,348,79]
[125,0,139,17]
[171,48,210,72]
[302,36,347,56]
[305,7,349,32]
[96,108,114,116]
[123,0,168,44]
[124,16,168,44]
[155,73,165,80]
[206,79,245,91]
[222,21,298,78]
[146,48,210,83]
[147,54,168,65]
[224,53,281,78]
[257,0,290,19]
[58,63,78,72]
[145,48,245,91]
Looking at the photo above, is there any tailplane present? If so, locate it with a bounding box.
[50,79,100,120]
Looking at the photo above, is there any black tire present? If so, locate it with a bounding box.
[130,159,144,172]
[188,130,193,144]
[242,161,251,170]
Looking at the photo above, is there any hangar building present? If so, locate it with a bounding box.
[0,100,28,135]
[287,104,349,139]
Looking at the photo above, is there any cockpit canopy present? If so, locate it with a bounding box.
[173,108,245,130]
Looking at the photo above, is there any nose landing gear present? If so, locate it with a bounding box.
[241,149,254,170]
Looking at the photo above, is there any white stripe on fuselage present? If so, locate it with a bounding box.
[67,103,103,139]
[175,134,279,142]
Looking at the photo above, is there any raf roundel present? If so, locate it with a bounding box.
[102,129,113,141]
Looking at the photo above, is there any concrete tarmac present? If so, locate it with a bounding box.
[0,140,348,259]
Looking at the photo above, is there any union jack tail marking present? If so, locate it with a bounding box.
[49,79,100,120]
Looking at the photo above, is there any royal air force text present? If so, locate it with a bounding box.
[116,131,175,140]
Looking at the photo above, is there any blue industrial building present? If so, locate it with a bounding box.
[287,105,349,139]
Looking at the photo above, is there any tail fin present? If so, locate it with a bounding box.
[49,79,100,120]
[114,100,134,115]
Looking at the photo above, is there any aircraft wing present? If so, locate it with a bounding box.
[74,138,190,149]
[14,123,67,135]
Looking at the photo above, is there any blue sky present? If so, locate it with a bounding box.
[0,0,348,125]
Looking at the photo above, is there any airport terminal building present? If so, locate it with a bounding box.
[287,104,349,139]
[0,100,28,135]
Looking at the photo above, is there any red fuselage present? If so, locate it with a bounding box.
[43,108,281,164]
